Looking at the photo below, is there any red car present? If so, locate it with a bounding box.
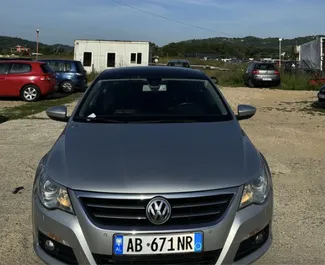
[0,60,56,101]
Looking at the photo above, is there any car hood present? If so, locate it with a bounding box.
[46,121,263,193]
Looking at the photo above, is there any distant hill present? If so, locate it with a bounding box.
[159,35,325,59]
[0,36,73,55]
[1,34,323,59]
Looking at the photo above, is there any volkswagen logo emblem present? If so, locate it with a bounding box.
[146,197,172,225]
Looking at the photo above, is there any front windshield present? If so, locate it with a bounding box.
[74,78,232,123]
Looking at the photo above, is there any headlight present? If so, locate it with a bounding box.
[36,159,74,214]
[239,163,271,209]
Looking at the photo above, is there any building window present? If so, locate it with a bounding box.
[137,53,142,64]
[83,52,92,67]
[130,53,136,63]
[107,53,116,67]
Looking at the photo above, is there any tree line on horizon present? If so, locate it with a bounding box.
[151,35,324,59]
[0,35,323,59]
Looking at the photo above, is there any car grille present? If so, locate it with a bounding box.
[93,249,222,265]
[79,192,233,228]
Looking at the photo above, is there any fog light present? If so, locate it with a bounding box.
[45,239,55,252]
[254,232,265,245]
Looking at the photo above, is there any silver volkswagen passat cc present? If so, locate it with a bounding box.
[32,66,273,265]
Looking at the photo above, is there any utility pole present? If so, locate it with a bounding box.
[36,27,40,60]
[279,38,282,68]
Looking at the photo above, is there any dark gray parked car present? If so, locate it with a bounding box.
[243,62,280,88]
[32,66,273,265]
[317,84,325,104]
[167,59,191,68]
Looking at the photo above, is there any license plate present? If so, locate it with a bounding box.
[113,232,203,255]
[319,94,325,99]
[262,78,272,81]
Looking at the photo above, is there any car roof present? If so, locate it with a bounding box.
[252,61,274,64]
[40,59,78,62]
[0,57,33,60]
[168,59,190,63]
[99,66,206,80]
[0,60,45,64]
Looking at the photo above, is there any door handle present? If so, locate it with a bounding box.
[0,77,6,80]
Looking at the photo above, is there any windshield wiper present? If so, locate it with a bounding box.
[73,116,127,123]
[74,116,215,124]
[138,119,197,123]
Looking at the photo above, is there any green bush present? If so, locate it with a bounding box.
[205,69,245,86]
[87,71,100,82]
[279,72,319,91]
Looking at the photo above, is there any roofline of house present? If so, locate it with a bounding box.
[74,39,151,44]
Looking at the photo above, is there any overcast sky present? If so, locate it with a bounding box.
[0,0,324,46]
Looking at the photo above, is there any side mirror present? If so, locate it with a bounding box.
[210,76,219,84]
[236,104,256,121]
[46,106,69,122]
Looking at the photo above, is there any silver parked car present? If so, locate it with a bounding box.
[243,62,280,88]
[32,66,273,265]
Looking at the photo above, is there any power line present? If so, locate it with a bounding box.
[110,0,236,37]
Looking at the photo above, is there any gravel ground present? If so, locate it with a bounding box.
[0,99,26,110]
[0,87,324,265]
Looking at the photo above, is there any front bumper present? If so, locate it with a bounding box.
[252,75,280,86]
[74,79,88,90]
[32,187,273,265]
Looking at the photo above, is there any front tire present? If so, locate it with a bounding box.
[60,80,75,93]
[20,85,41,102]
[248,78,255,88]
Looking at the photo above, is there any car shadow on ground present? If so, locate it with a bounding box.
[0,92,72,102]
[311,101,325,110]
[0,115,9,124]
[0,97,22,102]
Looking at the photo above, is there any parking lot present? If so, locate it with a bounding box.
[0,87,324,264]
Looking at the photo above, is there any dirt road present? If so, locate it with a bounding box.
[0,87,324,264]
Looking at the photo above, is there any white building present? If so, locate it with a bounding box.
[73,39,153,73]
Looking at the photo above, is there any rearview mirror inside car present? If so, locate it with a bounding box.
[236,104,256,121]
[46,106,69,122]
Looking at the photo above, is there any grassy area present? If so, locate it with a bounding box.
[159,57,321,90]
[86,66,320,91]
[87,71,100,82]
[31,54,320,91]
[204,69,319,90]
[0,93,82,122]
[158,57,247,70]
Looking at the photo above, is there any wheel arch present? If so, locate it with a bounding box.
[20,83,41,101]
[59,79,74,86]
[20,83,41,94]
